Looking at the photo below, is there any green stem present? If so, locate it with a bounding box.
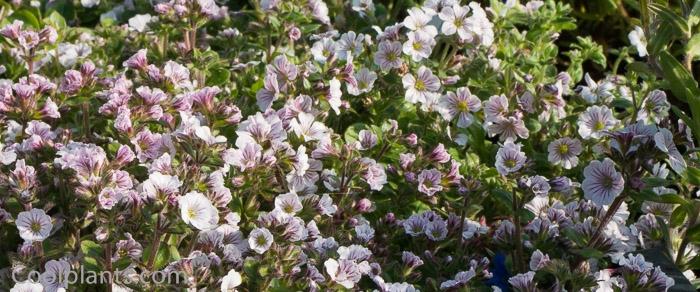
[512,189,526,273]
[146,214,163,270]
[104,242,113,292]
[676,203,698,266]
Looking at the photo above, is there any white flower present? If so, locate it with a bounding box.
[40,260,71,292]
[290,112,330,142]
[524,195,549,216]
[274,192,303,218]
[403,7,438,37]
[439,4,470,38]
[579,73,614,104]
[328,78,343,114]
[57,43,92,68]
[141,172,182,199]
[220,269,242,292]
[628,26,647,57]
[547,137,582,169]
[374,40,403,71]
[463,2,494,46]
[402,31,435,61]
[222,142,263,172]
[402,66,440,104]
[654,128,687,174]
[310,38,337,63]
[483,94,509,122]
[336,31,366,61]
[438,87,481,128]
[577,105,619,139]
[81,0,100,8]
[487,116,529,141]
[495,141,526,176]
[347,67,377,96]
[128,14,153,33]
[10,280,43,292]
[355,223,375,242]
[324,258,362,289]
[16,208,53,242]
[352,0,375,16]
[248,227,274,254]
[638,90,670,123]
[319,194,338,216]
[194,126,227,145]
[0,142,17,165]
[529,250,550,271]
[179,192,219,231]
[595,269,620,292]
[582,158,625,206]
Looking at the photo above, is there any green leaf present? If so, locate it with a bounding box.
[80,240,104,272]
[685,221,700,243]
[649,24,677,55]
[641,177,670,187]
[658,51,700,104]
[670,206,687,227]
[632,189,659,201]
[343,123,366,144]
[689,0,700,27]
[686,166,700,185]
[672,106,700,140]
[687,34,700,60]
[570,247,605,259]
[649,4,689,36]
[44,11,66,31]
[655,194,689,205]
[626,61,655,78]
[207,67,230,86]
[8,9,42,29]
[525,118,542,133]
[153,245,173,270]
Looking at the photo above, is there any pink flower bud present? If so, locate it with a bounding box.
[356,198,373,213]
[288,26,301,41]
[405,133,418,146]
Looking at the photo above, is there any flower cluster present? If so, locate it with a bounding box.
[0,0,697,291]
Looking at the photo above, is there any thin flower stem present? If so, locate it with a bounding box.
[187,230,199,256]
[458,193,470,245]
[104,242,113,292]
[629,81,639,122]
[588,194,626,248]
[82,102,91,140]
[675,204,698,266]
[34,241,45,269]
[146,214,163,271]
[512,189,526,273]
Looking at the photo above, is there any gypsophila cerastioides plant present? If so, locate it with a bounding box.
[0,0,699,291]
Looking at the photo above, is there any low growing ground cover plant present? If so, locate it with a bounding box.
[0,0,699,291]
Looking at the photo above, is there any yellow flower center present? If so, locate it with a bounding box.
[457,100,469,112]
[31,222,42,232]
[594,121,605,131]
[558,144,569,155]
[256,235,267,246]
[415,80,426,91]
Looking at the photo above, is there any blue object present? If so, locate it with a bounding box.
[486,252,510,291]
